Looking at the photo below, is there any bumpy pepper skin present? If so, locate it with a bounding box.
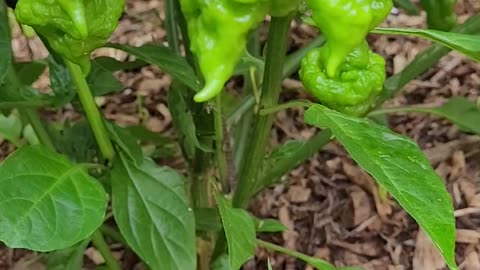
[306,0,392,78]
[420,0,457,31]
[179,0,270,102]
[15,0,124,74]
[300,41,386,116]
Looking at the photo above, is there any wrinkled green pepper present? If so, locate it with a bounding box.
[300,41,386,116]
[299,0,392,116]
[15,0,125,74]
[179,0,300,102]
[421,0,457,31]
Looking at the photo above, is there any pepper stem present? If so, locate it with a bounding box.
[65,59,115,161]
[233,15,293,208]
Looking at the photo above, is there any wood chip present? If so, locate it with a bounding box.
[412,230,446,270]
[456,229,480,244]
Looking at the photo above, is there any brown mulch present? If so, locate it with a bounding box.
[2,0,480,269]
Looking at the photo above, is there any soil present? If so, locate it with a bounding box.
[1,0,480,269]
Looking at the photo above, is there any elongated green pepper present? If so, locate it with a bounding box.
[15,0,124,74]
[179,0,270,102]
[421,0,457,31]
[179,0,300,102]
[300,0,392,116]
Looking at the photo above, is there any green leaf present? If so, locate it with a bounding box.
[302,257,336,270]
[168,81,213,161]
[256,219,287,233]
[267,259,273,270]
[46,238,91,270]
[0,112,22,145]
[393,0,419,15]
[48,56,76,106]
[215,194,256,270]
[255,132,332,196]
[0,1,11,84]
[91,56,147,72]
[427,97,480,134]
[14,61,47,85]
[108,43,201,91]
[257,239,338,270]
[373,27,480,62]
[370,97,480,135]
[0,67,47,109]
[111,153,196,270]
[0,145,108,251]
[88,59,124,96]
[49,121,98,163]
[106,122,143,166]
[304,105,456,270]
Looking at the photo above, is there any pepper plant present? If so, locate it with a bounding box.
[0,0,479,269]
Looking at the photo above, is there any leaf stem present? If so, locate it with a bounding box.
[233,15,293,208]
[65,60,115,161]
[256,239,334,268]
[368,106,435,116]
[19,109,55,151]
[214,95,228,191]
[100,224,127,246]
[91,230,121,270]
[259,100,314,116]
[165,0,180,54]
[254,129,333,195]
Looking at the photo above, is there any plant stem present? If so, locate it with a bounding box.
[368,106,435,116]
[100,225,127,246]
[91,230,121,270]
[165,0,180,54]
[19,108,55,151]
[233,31,261,177]
[65,60,115,161]
[233,16,293,208]
[214,95,228,191]
[259,100,314,116]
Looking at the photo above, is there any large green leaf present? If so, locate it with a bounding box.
[111,153,196,270]
[0,1,11,84]
[373,27,480,62]
[215,194,256,270]
[0,145,108,251]
[109,43,201,91]
[304,105,456,269]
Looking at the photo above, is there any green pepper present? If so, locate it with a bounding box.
[300,41,386,116]
[179,0,270,102]
[15,0,125,74]
[299,0,392,116]
[420,0,457,31]
[306,0,392,78]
